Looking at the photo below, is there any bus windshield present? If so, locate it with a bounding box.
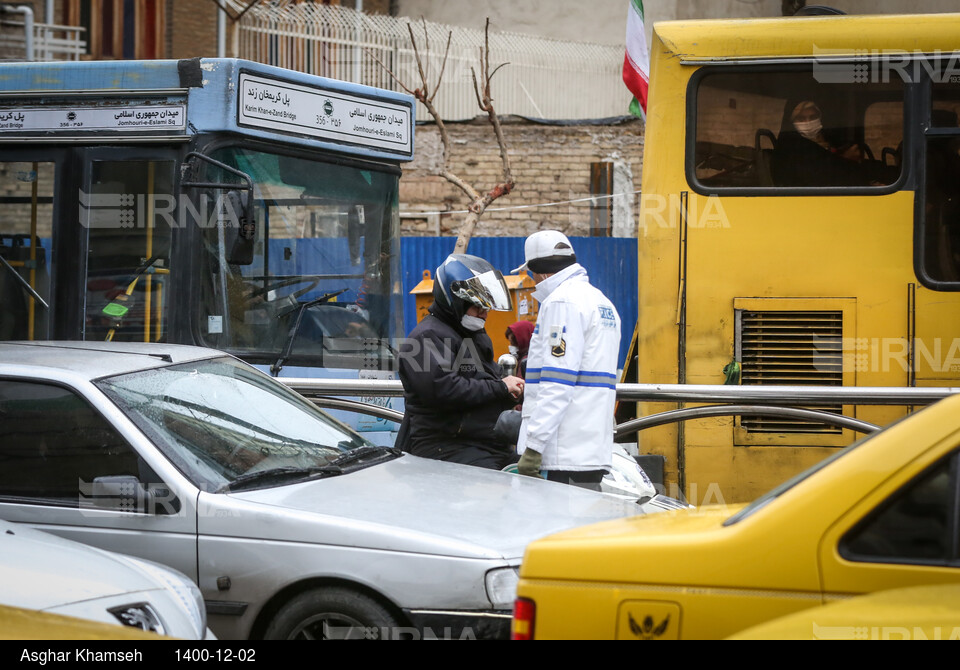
[196,146,402,373]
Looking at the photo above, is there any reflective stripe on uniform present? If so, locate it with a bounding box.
[525,367,616,389]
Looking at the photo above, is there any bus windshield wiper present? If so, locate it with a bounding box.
[0,254,49,309]
[270,288,349,376]
[216,465,341,493]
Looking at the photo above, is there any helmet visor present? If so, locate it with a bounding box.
[451,270,512,311]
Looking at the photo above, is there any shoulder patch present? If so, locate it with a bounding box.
[599,304,618,329]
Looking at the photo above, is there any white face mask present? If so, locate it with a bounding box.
[794,118,822,140]
[460,314,486,331]
[508,345,519,355]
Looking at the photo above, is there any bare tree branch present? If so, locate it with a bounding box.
[408,21,431,100]
[430,31,453,104]
[488,62,509,81]
[365,48,416,97]
[372,17,514,254]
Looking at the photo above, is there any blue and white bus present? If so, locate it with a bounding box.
[0,58,414,439]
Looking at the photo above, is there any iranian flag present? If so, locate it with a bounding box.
[623,0,649,119]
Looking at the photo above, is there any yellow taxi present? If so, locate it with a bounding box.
[728,583,960,640]
[0,605,165,641]
[512,394,960,640]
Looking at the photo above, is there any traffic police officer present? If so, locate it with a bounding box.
[513,231,621,489]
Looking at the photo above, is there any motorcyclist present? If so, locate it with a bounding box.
[396,254,524,469]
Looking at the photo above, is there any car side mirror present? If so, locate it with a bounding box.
[88,475,180,515]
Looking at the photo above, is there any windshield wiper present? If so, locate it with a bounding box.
[0,254,49,309]
[270,288,349,376]
[217,447,402,492]
[216,465,341,493]
[329,446,402,469]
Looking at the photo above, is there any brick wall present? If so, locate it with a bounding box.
[400,117,645,238]
[0,0,45,60]
[0,162,56,237]
[170,0,217,60]
[364,0,392,15]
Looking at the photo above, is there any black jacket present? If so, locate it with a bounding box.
[771,131,877,187]
[396,303,515,460]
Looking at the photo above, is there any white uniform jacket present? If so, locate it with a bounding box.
[517,263,621,472]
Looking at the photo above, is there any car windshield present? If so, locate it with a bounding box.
[722,409,924,526]
[96,356,383,492]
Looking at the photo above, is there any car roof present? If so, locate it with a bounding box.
[0,341,221,380]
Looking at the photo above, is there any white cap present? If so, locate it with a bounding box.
[512,230,576,274]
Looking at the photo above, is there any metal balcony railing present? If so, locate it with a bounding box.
[228,0,626,121]
[0,15,86,61]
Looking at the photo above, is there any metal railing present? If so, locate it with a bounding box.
[32,22,86,61]
[282,378,960,436]
[229,1,626,121]
[0,16,86,61]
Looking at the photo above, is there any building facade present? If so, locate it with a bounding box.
[4,0,955,239]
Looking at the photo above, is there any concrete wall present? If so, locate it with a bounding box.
[395,0,960,49]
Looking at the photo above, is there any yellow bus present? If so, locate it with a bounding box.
[635,12,960,504]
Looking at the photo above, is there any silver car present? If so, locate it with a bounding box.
[0,341,655,640]
[0,518,211,639]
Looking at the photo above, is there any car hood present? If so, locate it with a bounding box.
[0,520,162,611]
[520,503,749,583]
[207,454,644,560]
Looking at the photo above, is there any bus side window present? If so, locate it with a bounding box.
[693,68,903,190]
[0,162,54,341]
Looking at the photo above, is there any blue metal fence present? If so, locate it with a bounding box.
[400,236,638,368]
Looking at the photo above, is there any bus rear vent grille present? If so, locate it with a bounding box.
[738,310,844,434]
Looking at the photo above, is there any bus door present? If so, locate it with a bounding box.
[914,73,960,387]
[77,147,180,344]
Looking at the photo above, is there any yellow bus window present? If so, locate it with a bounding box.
[693,69,902,190]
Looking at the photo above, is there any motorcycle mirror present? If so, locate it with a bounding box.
[498,353,518,378]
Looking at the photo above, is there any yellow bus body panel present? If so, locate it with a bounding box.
[635,13,960,503]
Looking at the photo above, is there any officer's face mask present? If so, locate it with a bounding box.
[793,118,822,141]
[461,314,486,331]
[508,345,519,355]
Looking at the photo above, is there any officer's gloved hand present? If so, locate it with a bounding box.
[517,449,542,478]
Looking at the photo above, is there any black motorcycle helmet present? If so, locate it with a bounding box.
[433,254,512,323]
